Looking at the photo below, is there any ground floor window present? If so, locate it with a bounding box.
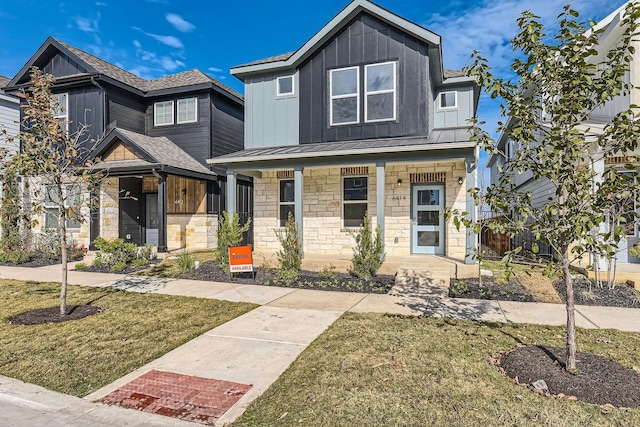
[44,184,81,229]
[279,179,295,227]
[343,176,368,227]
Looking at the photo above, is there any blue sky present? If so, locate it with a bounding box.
[0,0,620,172]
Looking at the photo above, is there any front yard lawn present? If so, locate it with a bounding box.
[234,313,640,426]
[0,279,257,397]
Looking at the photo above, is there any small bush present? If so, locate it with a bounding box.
[276,212,301,279]
[74,262,88,270]
[131,258,149,268]
[137,244,154,261]
[9,249,31,264]
[216,212,252,274]
[319,264,338,279]
[92,257,102,266]
[110,261,127,273]
[93,236,138,266]
[177,250,195,273]
[32,230,60,259]
[0,251,9,263]
[350,212,385,280]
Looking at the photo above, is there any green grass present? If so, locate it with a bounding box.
[234,313,640,427]
[0,279,256,397]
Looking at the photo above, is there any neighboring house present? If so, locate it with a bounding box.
[0,75,21,238]
[4,37,247,252]
[209,0,480,262]
[488,1,640,264]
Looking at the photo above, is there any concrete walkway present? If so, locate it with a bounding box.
[1,263,639,426]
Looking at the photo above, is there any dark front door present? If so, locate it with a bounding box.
[119,177,143,245]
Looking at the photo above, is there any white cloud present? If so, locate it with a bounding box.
[166,13,195,32]
[95,1,108,6]
[132,26,184,49]
[74,14,100,33]
[208,67,222,73]
[132,39,186,73]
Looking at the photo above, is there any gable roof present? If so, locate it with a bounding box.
[90,127,217,179]
[6,37,242,102]
[0,75,11,89]
[231,0,468,86]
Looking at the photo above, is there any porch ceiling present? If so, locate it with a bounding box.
[207,127,476,171]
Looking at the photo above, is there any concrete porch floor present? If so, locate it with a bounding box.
[253,251,478,279]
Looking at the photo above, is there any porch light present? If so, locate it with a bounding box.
[458,176,464,185]
[397,178,402,186]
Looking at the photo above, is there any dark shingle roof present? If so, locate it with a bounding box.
[56,39,241,99]
[443,68,466,78]
[0,75,11,88]
[235,52,295,68]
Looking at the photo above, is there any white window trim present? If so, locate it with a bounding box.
[276,75,295,97]
[329,66,360,126]
[342,175,368,228]
[154,100,174,127]
[278,178,295,227]
[52,93,69,132]
[177,98,198,124]
[364,61,397,123]
[438,91,457,110]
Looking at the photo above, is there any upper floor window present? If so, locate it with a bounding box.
[52,93,68,132]
[439,91,457,110]
[365,62,396,122]
[330,66,360,126]
[154,100,174,126]
[277,76,295,97]
[177,98,197,124]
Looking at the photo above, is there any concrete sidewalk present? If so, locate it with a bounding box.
[0,263,639,426]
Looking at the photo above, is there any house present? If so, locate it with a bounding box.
[488,1,640,264]
[0,75,21,238]
[4,37,248,252]
[208,0,480,262]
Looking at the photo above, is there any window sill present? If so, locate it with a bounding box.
[341,227,362,233]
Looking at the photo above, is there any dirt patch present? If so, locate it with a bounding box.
[9,305,104,325]
[553,279,640,308]
[499,345,640,408]
[449,277,534,302]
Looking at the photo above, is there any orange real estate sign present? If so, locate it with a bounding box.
[228,245,253,273]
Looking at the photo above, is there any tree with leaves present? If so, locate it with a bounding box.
[3,67,102,316]
[453,3,640,370]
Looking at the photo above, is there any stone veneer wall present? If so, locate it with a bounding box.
[167,214,218,250]
[100,177,120,240]
[253,161,468,259]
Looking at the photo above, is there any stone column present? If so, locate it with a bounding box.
[376,161,385,248]
[465,157,477,265]
[294,166,304,257]
[227,169,236,216]
[157,173,168,253]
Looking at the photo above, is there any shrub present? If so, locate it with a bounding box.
[0,251,8,262]
[276,212,301,279]
[131,258,149,268]
[350,212,385,280]
[0,169,23,252]
[32,230,60,259]
[66,241,88,261]
[176,250,195,273]
[110,261,127,273]
[8,249,30,264]
[93,236,138,266]
[216,212,252,274]
[74,262,88,270]
[319,264,338,279]
[137,244,154,261]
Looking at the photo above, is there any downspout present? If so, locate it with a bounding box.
[90,75,107,135]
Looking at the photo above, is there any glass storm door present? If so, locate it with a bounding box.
[412,184,445,254]
[146,193,159,247]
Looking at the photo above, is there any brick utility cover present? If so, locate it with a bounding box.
[100,370,252,425]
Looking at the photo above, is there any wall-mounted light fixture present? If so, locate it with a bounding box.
[458,176,464,185]
[181,188,187,196]
[397,178,403,186]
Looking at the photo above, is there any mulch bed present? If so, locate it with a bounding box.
[152,260,395,294]
[9,305,104,325]
[498,345,640,408]
[553,278,640,308]
[80,263,151,275]
[0,258,62,268]
[449,277,534,302]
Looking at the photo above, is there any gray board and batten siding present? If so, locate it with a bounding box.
[299,12,430,144]
[244,71,299,149]
[434,84,475,129]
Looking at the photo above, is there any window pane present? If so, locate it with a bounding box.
[417,211,440,226]
[279,205,295,227]
[45,208,59,229]
[440,92,456,108]
[343,177,368,201]
[417,231,440,247]
[367,63,394,92]
[278,76,294,95]
[344,203,367,227]
[417,190,439,206]
[332,97,358,124]
[52,93,67,117]
[280,180,295,203]
[177,98,196,123]
[331,68,358,95]
[367,93,394,121]
[155,101,173,125]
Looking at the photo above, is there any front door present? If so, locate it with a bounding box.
[119,177,143,245]
[412,184,445,255]
[146,193,159,247]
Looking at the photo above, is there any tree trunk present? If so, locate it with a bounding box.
[562,245,577,370]
[59,206,68,316]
